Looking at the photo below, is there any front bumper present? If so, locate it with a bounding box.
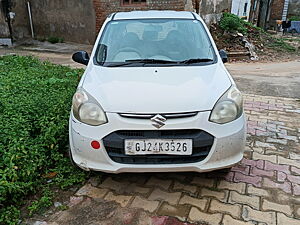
[69,111,246,173]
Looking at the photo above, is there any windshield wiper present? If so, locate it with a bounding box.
[180,58,214,64]
[125,59,177,64]
[105,62,140,67]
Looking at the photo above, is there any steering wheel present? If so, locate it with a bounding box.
[114,47,142,58]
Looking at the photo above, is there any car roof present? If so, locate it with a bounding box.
[113,10,195,20]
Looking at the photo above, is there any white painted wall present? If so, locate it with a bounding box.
[231,0,251,19]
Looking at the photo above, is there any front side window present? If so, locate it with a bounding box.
[95,19,216,67]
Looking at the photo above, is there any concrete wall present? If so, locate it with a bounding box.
[30,0,96,44]
[198,0,232,25]
[0,0,96,44]
[288,0,300,18]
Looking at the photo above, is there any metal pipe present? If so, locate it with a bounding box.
[26,1,34,38]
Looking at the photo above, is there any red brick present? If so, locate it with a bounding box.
[241,158,264,169]
[234,172,262,187]
[264,161,290,174]
[287,175,300,185]
[231,165,250,175]
[251,167,274,177]
[263,178,292,194]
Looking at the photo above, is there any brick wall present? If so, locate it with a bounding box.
[269,0,284,21]
[93,0,186,33]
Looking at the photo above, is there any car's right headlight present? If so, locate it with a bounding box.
[72,88,107,126]
[209,86,243,124]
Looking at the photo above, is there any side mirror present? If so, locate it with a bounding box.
[219,49,228,63]
[72,51,90,65]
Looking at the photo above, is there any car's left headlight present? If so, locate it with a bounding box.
[209,86,243,124]
[72,88,107,126]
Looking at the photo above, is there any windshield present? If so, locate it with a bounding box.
[95,19,216,66]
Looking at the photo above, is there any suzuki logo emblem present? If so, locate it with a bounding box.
[151,114,167,129]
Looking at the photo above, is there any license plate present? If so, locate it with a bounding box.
[125,139,192,155]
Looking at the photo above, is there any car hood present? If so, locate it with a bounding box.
[82,64,232,113]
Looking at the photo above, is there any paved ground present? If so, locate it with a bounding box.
[1,47,300,225]
[34,94,299,225]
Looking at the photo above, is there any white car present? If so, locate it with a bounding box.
[69,11,246,173]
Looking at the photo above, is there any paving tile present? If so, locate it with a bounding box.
[200,188,228,202]
[229,191,260,210]
[218,180,246,194]
[247,185,269,197]
[263,178,292,194]
[277,213,300,225]
[130,196,159,213]
[75,184,108,199]
[222,215,254,225]
[148,188,181,205]
[157,202,190,221]
[146,177,172,190]
[173,181,197,194]
[252,152,277,163]
[262,199,292,216]
[104,192,132,207]
[188,207,222,225]
[209,199,241,219]
[178,195,207,211]
[242,205,276,225]
[191,177,215,188]
[234,172,262,187]
[278,156,300,169]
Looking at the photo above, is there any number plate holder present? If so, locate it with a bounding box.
[124,139,193,155]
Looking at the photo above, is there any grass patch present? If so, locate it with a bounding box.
[0,55,88,224]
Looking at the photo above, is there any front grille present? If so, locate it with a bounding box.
[103,130,214,164]
[119,112,198,119]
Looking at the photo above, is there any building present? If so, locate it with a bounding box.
[0,0,232,44]
[231,0,251,20]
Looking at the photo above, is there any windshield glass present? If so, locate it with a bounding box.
[95,19,216,66]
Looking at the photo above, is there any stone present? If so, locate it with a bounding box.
[251,167,274,177]
[266,138,287,145]
[178,195,208,211]
[247,185,269,197]
[262,199,292,216]
[264,161,290,174]
[222,215,254,225]
[263,178,292,194]
[234,172,262,187]
[252,152,277,163]
[209,199,242,219]
[188,207,222,225]
[218,180,246,194]
[191,177,215,188]
[75,184,108,199]
[148,188,181,205]
[229,191,260,210]
[104,192,132,207]
[68,196,83,207]
[201,188,228,202]
[130,196,159,213]
[158,203,190,221]
[242,205,276,225]
[277,213,300,225]
[278,156,300,169]
[173,181,197,194]
[146,177,172,190]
